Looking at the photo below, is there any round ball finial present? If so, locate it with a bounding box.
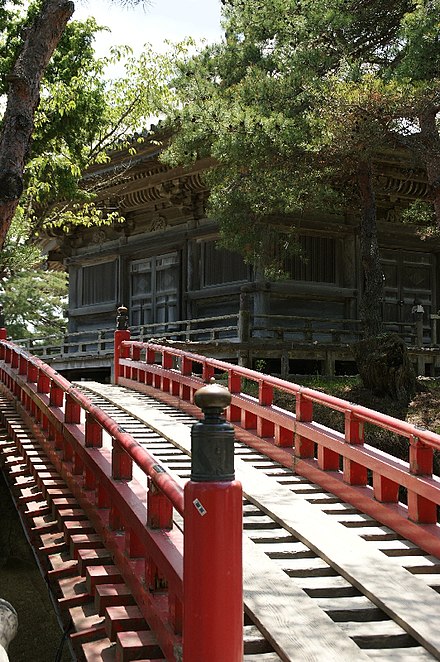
[194,379,231,413]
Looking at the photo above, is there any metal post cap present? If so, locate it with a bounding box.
[194,379,231,412]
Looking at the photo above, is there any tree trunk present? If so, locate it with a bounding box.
[353,160,419,402]
[418,104,440,227]
[352,333,420,405]
[357,157,384,337]
[0,0,74,249]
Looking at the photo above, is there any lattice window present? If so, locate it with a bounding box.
[81,261,117,306]
[202,241,248,287]
[278,235,337,283]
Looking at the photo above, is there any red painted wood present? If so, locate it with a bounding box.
[105,605,146,641]
[4,335,440,660]
[184,479,243,662]
[115,630,163,662]
[147,477,173,530]
[94,584,136,616]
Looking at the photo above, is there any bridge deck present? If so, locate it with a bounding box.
[2,372,440,661]
[74,381,440,661]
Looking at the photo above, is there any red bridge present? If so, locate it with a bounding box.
[1,325,440,661]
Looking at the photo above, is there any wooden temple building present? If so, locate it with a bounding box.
[42,135,440,378]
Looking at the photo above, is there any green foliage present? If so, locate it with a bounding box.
[0,0,176,337]
[20,35,188,234]
[2,268,67,340]
[401,200,439,238]
[0,212,67,339]
[165,0,440,266]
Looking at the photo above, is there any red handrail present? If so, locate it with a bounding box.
[123,340,440,451]
[116,338,440,558]
[0,340,184,660]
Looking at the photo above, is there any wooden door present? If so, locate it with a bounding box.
[382,249,434,342]
[130,253,179,328]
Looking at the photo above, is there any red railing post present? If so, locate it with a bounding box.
[343,411,367,485]
[0,305,6,342]
[227,370,242,423]
[180,356,193,401]
[18,353,27,376]
[147,476,173,529]
[257,380,274,438]
[183,382,243,662]
[408,434,436,523]
[295,391,314,457]
[85,413,102,448]
[114,306,130,384]
[0,336,6,361]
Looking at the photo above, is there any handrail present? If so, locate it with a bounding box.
[0,339,186,660]
[1,341,184,512]
[122,340,440,451]
[117,338,440,558]
[11,313,422,359]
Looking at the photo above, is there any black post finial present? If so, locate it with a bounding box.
[116,306,128,331]
[191,380,235,482]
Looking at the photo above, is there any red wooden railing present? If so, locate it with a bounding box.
[0,336,243,662]
[2,328,440,659]
[116,338,440,558]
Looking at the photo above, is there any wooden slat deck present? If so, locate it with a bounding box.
[81,381,440,661]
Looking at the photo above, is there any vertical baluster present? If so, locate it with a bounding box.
[27,362,38,384]
[37,370,50,395]
[85,413,102,448]
[408,434,436,522]
[202,362,215,383]
[227,370,241,423]
[11,349,19,369]
[18,354,27,376]
[343,411,367,485]
[131,344,141,382]
[162,351,173,392]
[295,391,314,458]
[275,423,294,447]
[257,380,274,438]
[65,393,81,424]
[144,477,172,592]
[145,347,155,386]
[180,356,192,401]
[373,473,399,503]
[112,438,133,481]
[49,382,64,408]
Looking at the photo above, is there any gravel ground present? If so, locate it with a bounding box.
[0,471,73,662]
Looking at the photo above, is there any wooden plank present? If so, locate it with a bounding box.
[244,655,282,662]
[82,382,440,659]
[237,460,440,660]
[243,537,371,662]
[84,384,370,660]
[367,648,436,661]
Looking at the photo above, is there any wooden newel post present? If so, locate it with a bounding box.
[183,381,243,662]
[238,290,251,343]
[0,304,7,340]
[113,306,130,385]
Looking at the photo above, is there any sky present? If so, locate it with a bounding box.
[74,0,224,57]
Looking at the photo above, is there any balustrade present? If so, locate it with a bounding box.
[0,335,242,661]
[115,334,440,556]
